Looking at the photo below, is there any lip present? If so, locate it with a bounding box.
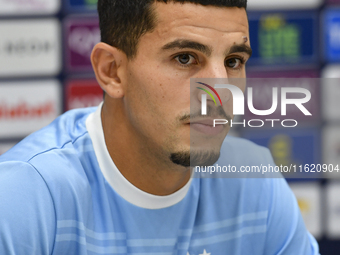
[189,118,226,135]
[190,119,215,126]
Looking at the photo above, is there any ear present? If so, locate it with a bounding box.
[91,42,127,99]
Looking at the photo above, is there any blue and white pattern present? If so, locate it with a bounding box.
[0,105,319,254]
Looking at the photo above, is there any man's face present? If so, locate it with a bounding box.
[123,2,250,167]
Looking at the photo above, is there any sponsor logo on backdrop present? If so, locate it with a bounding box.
[323,125,340,178]
[247,0,322,10]
[243,128,321,177]
[246,69,320,79]
[65,17,100,72]
[65,79,103,110]
[0,19,61,77]
[67,0,97,12]
[0,102,55,119]
[0,80,61,138]
[247,11,317,66]
[324,9,340,62]
[326,183,340,239]
[321,72,340,121]
[0,0,60,15]
[2,40,55,56]
[84,0,97,5]
[330,23,340,49]
[259,15,300,59]
[289,183,322,239]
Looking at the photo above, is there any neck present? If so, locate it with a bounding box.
[101,100,191,196]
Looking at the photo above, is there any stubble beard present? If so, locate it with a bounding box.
[170,150,220,167]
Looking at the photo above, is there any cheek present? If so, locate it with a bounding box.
[124,67,171,131]
[125,56,191,126]
[128,71,185,111]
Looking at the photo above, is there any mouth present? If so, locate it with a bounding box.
[189,118,227,136]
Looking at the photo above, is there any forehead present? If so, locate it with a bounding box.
[151,2,249,39]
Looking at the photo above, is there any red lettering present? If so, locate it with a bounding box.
[0,101,56,120]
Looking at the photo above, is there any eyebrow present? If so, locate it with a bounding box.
[227,44,253,58]
[161,39,212,56]
[161,39,252,58]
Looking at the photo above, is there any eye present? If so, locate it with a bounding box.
[225,58,244,69]
[175,54,197,66]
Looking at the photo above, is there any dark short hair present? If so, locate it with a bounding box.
[97,0,247,59]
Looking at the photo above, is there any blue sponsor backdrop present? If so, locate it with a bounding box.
[242,128,322,179]
[64,0,97,12]
[323,8,340,62]
[247,11,318,67]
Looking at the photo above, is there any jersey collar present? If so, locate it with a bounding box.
[86,102,193,209]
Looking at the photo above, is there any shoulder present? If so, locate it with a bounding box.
[0,106,97,163]
[0,160,50,190]
[0,107,99,206]
[0,161,55,208]
[0,161,56,254]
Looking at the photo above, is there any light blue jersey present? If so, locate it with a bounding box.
[0,105,319,255]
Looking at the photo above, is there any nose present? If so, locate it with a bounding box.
[196,83,222,107]
[201,62,229,79]
[195,63,230,106]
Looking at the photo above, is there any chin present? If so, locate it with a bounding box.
[170,149,220,167]
[190,149,221,167]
